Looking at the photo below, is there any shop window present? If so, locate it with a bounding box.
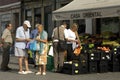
[100,17,119,34]
[34,8,41,26]
[73,20,86,34]
[44,5,53,40]
[44,5,52,30]
[25,9,32,25]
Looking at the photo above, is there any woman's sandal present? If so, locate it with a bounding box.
[36,72,41,75]
[42,72,46,75]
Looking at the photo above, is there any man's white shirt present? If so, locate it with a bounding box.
[15,26,30,49]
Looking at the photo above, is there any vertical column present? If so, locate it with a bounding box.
[92,19,96,34]
[53,0,57,28]
[55,1,61,27]
[70,20,73,27]
[41,7,44,25]
[119,17,120,37]
[32,7,34,29]
[0,14,2,36]
[21,0,24,25]
[41,0,44,25]
[85,18,92,34]
[19,9,21,26]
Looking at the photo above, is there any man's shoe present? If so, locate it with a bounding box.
[1,69,7,71]
[1,69,9,71]
[6,67,12,70]
[18,71,27,74]
[1,67,12,71]
[24,71,34,74]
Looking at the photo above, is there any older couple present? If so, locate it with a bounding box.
[15,20,48,75]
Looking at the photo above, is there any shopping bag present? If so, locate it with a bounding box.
[73,47,81,56]
[48,46,54,56]
[29,40,40,51]
[26,42,30,49]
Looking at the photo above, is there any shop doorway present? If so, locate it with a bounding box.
[13,13,19,32]
[44,5,53,40]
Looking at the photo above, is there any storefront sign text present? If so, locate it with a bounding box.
[83,12,102,18]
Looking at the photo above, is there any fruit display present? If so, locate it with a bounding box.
[97,46,110,52]
[102,41,120,47]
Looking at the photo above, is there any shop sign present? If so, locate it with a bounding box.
[71,13,81,19]
[70,12,102,19]
[82,12,102,18]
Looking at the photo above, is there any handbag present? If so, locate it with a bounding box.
[58,40,67,51]
[57,27,67,51]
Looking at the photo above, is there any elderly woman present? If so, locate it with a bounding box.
[65,23,80,61]
[35,24,48,75]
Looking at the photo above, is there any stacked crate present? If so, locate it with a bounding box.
[108,47,120,72]
[62,46,120,75]
[98,50,111,73]
[62,61,80,75]
[88,50,100,73]
[79,53,88,74]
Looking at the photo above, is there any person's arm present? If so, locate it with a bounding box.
[0,29,8,45]
[16,38,31,42]
[64,29,77,42]
[37,39,47,43]
[1,30,8,42]
[75,31,81,45]
[36,31,48,43]
[0,38,4,47]
[16,38,26,42]
[66,38,78,42]
[15,28,31,42]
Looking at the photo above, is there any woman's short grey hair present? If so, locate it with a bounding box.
[36,24,44,29]
[35,24,40,28]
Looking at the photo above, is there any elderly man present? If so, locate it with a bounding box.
[52,22,67,72]
[1,23,13,71]
[15,20,33,74]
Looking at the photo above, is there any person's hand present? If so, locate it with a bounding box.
[25,39,31,42]
[36,38,40,42]
[74,40,78,43]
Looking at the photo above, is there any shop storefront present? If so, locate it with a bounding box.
[53,0,120,35]
[52,0,120,74]
[22,0,72,39]
[0,2,21,36]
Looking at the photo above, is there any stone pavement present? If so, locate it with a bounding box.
[0,54,120,80]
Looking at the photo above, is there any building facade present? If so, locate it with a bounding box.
[21,0,73,39]
[0,0,21,35]
[0,0,119,38]
[0,0,73,38]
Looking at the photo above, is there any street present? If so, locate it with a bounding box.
[0,54,120,80]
